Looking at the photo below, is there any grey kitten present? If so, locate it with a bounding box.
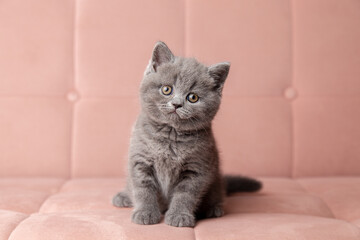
[113,41,261,227]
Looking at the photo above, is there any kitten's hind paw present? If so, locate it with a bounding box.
[165,212,195,228]
[205,205,224,218]
[112,192,133,208]
[132,209,161,225]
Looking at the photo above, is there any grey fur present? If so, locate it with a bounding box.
[113,41,261,227]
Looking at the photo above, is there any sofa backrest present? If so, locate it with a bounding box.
[1,0,359,178]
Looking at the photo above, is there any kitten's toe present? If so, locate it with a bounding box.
[165,212,195,228]
[206,205,224,218]
[112,192,133,208]
[132,209,161,225]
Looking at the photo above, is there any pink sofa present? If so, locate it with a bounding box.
[1,0,360,239]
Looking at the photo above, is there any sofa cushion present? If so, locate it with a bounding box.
[8,211,196,240]
[352,219,360,228]
[194,213,360,240]
[225,194,334,218]
[298,177,360,221]
[0,210,27,240]
[39,178,126,213]
[0,99,72,177]
[1,177,360,240]
[293,98,360,177]
[0,178,64,214]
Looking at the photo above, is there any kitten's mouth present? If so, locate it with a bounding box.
[162,108,188,120]
[168,109,184,119]
[169,110,178,115]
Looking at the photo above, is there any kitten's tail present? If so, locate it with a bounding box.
[224,175,262,195]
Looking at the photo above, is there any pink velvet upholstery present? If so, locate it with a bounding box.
[1,0,360,239]
[2,178,360,239]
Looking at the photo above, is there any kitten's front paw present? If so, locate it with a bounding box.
[165,212,195,228]
[112,192,133,208]
[132,209,161,225]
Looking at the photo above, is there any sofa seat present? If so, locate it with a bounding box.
[0,177,359,240]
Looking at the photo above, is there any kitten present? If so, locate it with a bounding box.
[113,41,261,227]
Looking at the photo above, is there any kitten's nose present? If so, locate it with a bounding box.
[172,103,182,109]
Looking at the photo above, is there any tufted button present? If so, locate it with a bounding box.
[67,91,79,102]
[284,87,297,100]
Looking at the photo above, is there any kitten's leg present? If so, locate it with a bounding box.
[165,172,210,227]
[112,191,133,208]
[197,176,225,219]
[131,161,161,225]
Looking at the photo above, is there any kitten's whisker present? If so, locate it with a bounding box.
[157,103,172,107]
[182,109,191,114]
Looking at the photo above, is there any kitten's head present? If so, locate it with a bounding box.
[140,41,230,131]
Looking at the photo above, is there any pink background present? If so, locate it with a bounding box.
[1,0,359,178]
[1,1,360,239]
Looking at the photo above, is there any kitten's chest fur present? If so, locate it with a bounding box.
[131,119,213,205]
[150,143,186,212]
[150,130,188,198]
[153,152,180,200]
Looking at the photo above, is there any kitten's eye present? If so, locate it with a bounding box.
[187,93,199,103]
[161,85,172,95]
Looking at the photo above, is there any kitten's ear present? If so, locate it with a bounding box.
[208,62,230,94]
[150,41,175,73]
